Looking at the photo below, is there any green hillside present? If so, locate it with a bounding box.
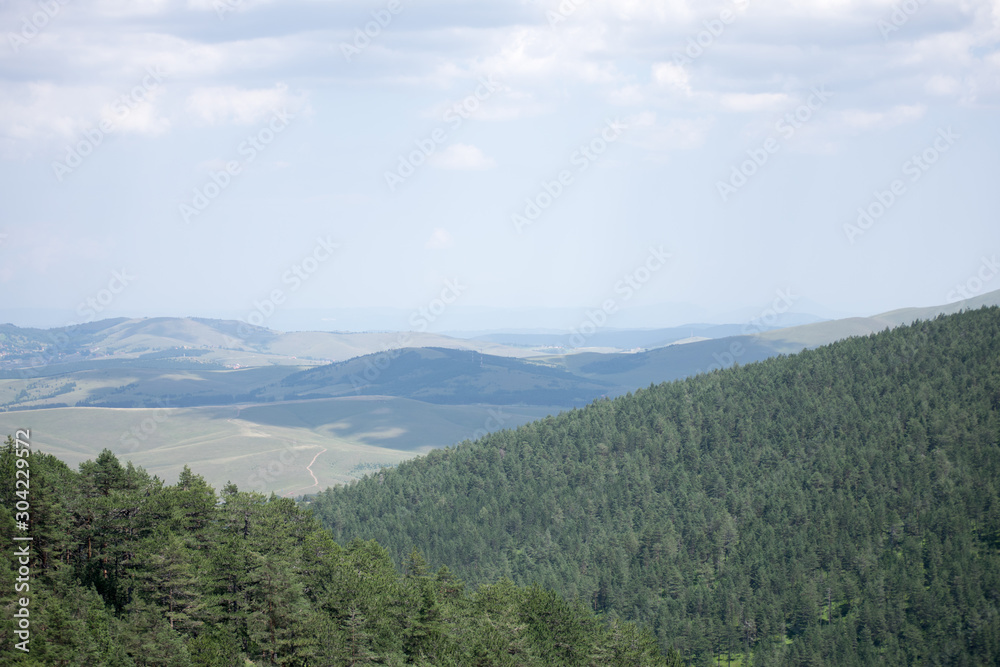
[310,306,1000,665]
[0,446,677,665]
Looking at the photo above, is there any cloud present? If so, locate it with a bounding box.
[184,83,305,125]
[428,144,496,170]
[839,104,926,130]
[425,228,455,249]
[651,62,692,96]
[719,92,793,113]
[0,80,169,156]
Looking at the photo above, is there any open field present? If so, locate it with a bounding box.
[0,397,561,495]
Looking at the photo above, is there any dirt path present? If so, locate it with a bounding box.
[284,447,328,498]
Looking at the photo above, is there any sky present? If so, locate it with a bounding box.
[0,0,998,333]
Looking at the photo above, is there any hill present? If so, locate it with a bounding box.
[0,316,540,376]
[0,398,559,495]
[310,306,1000,665]
[279,347,619,406]
[553,288,1000,389]
[0,445,677,665]
[464,316,823,351]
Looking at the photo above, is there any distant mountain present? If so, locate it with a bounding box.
[5,291,999,412]
[758,289,1000,352]
[553,288,1000,388]
[280,347,619,406]
[5,291,1000,500]
[460,314,826,350]
[0,316,543,378]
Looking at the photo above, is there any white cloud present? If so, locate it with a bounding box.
[184,83,304,125]
[0,80,169,156]
[651,62,692,96]
[186,0,278,14]
[428,144,496,170]
[839,104,926,130]
[719,92,793,112]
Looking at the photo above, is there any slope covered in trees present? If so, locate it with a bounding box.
[0,445,676,665]
[311,307,1000,665]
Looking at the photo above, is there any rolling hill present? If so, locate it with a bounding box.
[5,291,1000,505]
[0,316,542,375]
[310,306,1000,665]
[278,347,619,405]
[0,397,561,495]
[554,288,1000,389]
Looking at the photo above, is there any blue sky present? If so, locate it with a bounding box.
[1,0,998,332]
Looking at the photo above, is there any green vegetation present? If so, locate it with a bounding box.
[0,444,677,665]
[310,307,1000,665]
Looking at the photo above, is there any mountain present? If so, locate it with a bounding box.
[279,347,619,406]
[459,318,818,351]
[309,306,1000,665]
[0,316,541,377]
[757,289,1000,352]
[554,288,1000,388]
[4,291,999,497]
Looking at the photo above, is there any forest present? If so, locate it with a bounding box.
[0,445,676,665]
[311,307,1000,665]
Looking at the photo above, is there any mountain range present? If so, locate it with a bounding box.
[1,289,998,494]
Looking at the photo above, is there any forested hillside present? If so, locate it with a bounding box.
[311,307,1000,665]
[0,445,676,665]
